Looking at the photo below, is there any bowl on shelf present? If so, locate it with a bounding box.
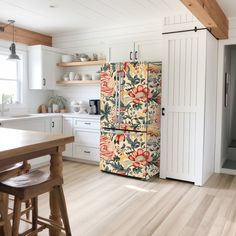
[80,57,89,62]
[61,54,73,63]
[82,74,92,80]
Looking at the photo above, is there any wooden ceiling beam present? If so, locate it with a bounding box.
[180,0,228,39]
[0,22,52,46]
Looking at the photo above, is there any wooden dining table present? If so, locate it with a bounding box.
[0,127,74,236]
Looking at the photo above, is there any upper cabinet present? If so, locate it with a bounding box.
[108,40,162,63]
[28,45,63,90]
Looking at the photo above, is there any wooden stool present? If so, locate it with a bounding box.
[0,170,71,236]
[0,161,31,235]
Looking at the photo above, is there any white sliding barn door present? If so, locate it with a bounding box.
[160,30,206,185]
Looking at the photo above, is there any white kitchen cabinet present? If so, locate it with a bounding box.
[72,118,100,163]
[62,117,73,157]
[1,117,51,167]
[44,116,62,134]
[108,40,162,62]
[50,117,62,134]
[160,30,217,186]
[2,117,48,132]
[28,45,63,90]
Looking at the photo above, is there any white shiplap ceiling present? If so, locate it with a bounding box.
[0,0,189,36]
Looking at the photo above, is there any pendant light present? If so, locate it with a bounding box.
[7,20,20,60]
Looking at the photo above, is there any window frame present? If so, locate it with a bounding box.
[0,49,23,104]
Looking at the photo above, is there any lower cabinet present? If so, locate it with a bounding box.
[63,117,100,163]
[62,118,73,157]
[2,116,62,168]
[73,145,100,162]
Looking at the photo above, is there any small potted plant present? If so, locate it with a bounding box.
[47,95,67,113]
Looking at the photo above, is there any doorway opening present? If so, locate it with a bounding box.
[222,45,236,171]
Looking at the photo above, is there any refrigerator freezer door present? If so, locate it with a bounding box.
[100,128,159,179]
[100,63,120,129]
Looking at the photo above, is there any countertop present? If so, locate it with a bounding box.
[0,113,100,122]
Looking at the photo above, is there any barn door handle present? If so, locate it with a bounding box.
[162,108,165,116]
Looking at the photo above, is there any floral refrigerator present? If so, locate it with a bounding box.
[100,62,161,180]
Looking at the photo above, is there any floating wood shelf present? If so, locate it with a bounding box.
[57,60,106,67]
[56,80,100,85]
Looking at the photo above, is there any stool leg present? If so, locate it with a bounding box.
[32,197,38,232]
[12,198,22,236]
[55,186,72,236]
[0,193,11,236]
[25,200,31,220]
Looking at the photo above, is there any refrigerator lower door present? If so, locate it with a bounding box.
[100,129,160,180]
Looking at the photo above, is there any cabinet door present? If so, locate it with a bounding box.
[108,42,135,63]
[73,144,99,162]
[136,40,163,62]
[63,118,73,157]
[2,118,50,167]
[43,50,62,89]
[51,117,62,134]
[2,118,46,131]
[29,45,62,90]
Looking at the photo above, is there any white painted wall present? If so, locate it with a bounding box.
[0,40,52,116]
[202,31,218,183]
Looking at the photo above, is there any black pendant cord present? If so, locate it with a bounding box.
[162,26,218,40]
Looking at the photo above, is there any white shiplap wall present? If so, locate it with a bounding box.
[52,21,164,106]
[52,14,202,106]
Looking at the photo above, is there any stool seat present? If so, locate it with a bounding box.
[0,169,71,236]
[0,161,31,181]
[0,163,22,173]
[0,170,63,200]
[0,161,31,235]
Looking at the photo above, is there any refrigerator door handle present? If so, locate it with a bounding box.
[115,73,118,122]
[118,71,121,121]
[129,51,133,61]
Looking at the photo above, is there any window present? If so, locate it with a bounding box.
[0,52,21,103]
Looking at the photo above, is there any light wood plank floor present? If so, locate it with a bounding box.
[19,161,236,236]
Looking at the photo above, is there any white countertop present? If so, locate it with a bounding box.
[0,113,100,122]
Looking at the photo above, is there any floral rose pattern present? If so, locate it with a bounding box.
[100,136,115,160]
[100,72,116,97]
[128,148,152,167]
[100,62,161,180]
